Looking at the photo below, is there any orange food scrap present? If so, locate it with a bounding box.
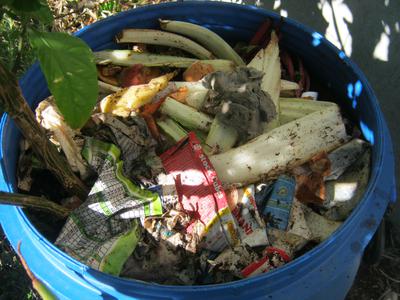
[183,61,214,82]
[169,86,189,103]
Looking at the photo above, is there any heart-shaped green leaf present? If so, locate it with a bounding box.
[29,30,98,129]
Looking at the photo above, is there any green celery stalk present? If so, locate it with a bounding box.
[157,117,188,142]
[279,98,336,125]
[160,97,213,132]
[205,118,238,154]
[94,50,234,72]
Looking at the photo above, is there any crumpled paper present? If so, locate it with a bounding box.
[84,114,163,183]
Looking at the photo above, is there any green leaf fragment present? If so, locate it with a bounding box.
[33,0,54,24]
[28,30,98,129]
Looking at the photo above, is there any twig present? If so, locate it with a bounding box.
[382,253,400,262]
[379,269,400,284]
[378,289,394,300]
[0,192,71,218]
[0,62,89,199]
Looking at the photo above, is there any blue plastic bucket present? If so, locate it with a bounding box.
[0,2,396,299]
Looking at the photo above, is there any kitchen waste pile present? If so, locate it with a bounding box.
[20,19,371,285]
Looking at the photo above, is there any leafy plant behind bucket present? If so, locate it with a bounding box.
[0,0,98,129]
[0,0,92,197]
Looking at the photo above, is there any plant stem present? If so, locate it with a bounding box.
[0,192,71,218]
[0,61,89,199]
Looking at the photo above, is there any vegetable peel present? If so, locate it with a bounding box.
[99,72,175,117]
[210,104,349,186]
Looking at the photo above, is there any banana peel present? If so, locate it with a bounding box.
[100,72,176,117]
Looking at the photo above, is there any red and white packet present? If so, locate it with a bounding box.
[241,247,291,278]
[226,185,269,247]
[160,132,239,252]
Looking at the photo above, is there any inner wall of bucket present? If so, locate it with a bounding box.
[0,2,384,294]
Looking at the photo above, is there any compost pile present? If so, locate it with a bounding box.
[19,19,371,285]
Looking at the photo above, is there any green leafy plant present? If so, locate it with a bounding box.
[0,0,98,129]
[29,30,98,128]
[0,0,96,197]
[98,0,123,17]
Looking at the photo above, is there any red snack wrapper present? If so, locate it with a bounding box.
[160,132,239,252]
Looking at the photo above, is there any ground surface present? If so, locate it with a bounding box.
[0,0,399,299]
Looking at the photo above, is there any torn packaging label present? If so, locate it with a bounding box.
[259,175,296,231]
[226,185,269,247]
[160,132,239,252]
[56,138,163,275]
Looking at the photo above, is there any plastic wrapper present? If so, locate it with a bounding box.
[226,185,269,247]
[159,132,239,252]
[85,114,162,183]
[55,138,163,275]
[258,175,296,230]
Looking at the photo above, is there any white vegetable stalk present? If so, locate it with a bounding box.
[280,80,300,91]
[160,97,213,131]
[157,117,188,142]
[205,118,238,154]
[279,98,336,125]
[98,80,121,93]
[159,19,245,66]
[248,31,281,132]
[116,29,214,59]
[174,81,209,109]
[210,104,349,186]
[94,50,235,71]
